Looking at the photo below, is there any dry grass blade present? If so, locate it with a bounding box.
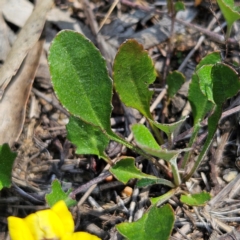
[0,0,53,100]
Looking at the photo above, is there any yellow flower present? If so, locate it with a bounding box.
[8,200,101,240]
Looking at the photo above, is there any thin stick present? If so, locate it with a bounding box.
[98,0,119,33]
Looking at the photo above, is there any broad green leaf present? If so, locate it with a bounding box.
[66,116,109,161]
[180,191,211,206]
[110,158,157,184]
[196,51,221,71]
[188,73,214,125]
[0,143,17,190]
[48,30,113,133]
[116,204,174,240]
[174,1,185,12]
[137,178,175,188]
[184,63,240,180]
[149,116,188,140]
[48,30,136,151]
[113,39,157,119]
[197,65,214,103]
[166,71,185,98]
[211,63,240,105]
[46,179,77,207]
[217,0,240,37]
[131,124,160,150]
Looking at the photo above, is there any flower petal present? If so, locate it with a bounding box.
[62,232,101,240]
[51,200,74,234]
[8,216,34,240]
[24,209,65,239]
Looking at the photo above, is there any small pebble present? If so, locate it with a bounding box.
[223,170,238,182]
[121,186,133,198]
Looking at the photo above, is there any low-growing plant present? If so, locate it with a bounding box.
[45,1,240,239]
[47,36,239,239]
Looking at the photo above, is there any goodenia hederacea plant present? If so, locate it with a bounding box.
[217,0,240,39]
[113,39,163,144]
[132,124,190,186]
[149,115,188,148]
[166,71,185,99]
[195,51,222,71]
[113,40,156,120]
[48,30,112,133]
[110,157,175,188]
[182,52,221,168]
[184,63,240,181]
[66,116,110,163]
[180,191,211,206]
[0,143,17,190]
[116,204,174,240]
[46,179,77,208]
[48,30,135,152]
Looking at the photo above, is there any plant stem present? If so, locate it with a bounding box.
[149,120,164,145]
[108,130,170,174]
[170,156,181,186]
[183,108,221,182]
[150,188,178,206]
[181,121,201,169]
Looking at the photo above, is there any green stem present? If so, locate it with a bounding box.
[183,108,221,181]
[107,130,169,173]
[170,157,181,186]
[149,120,164,145]
[181,121,201,169]
[151,188,178,206]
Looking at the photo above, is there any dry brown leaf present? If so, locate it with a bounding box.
[0,39,44,146]
[0,0,53,99]
[0,14,11,62]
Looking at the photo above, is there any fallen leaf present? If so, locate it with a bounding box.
[0,39,44,146]
[0,0,53,99]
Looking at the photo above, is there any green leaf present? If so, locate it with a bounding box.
[188,73,214,125]
[110,158,157,184]
[0,143,17,190]
[211,63,240,105]
[45,179,77,207]
[48,30,113,133]
[138,144,184,161]
[180,191,211,206]
[48,30,136,151]
[149,116,188,140]
[150,189,176,205]
[113,39,157,119]
[166,71,185,98]
[131,124,183,185]
[196,51,221,71]
[66,116,109,161]
[174,1,185,12]
[137,178,175,188]
[197,65,214,103]
[184,63,240,180]
[217,0,240,37]
[116,204,174,240]
[131,124,160,150]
